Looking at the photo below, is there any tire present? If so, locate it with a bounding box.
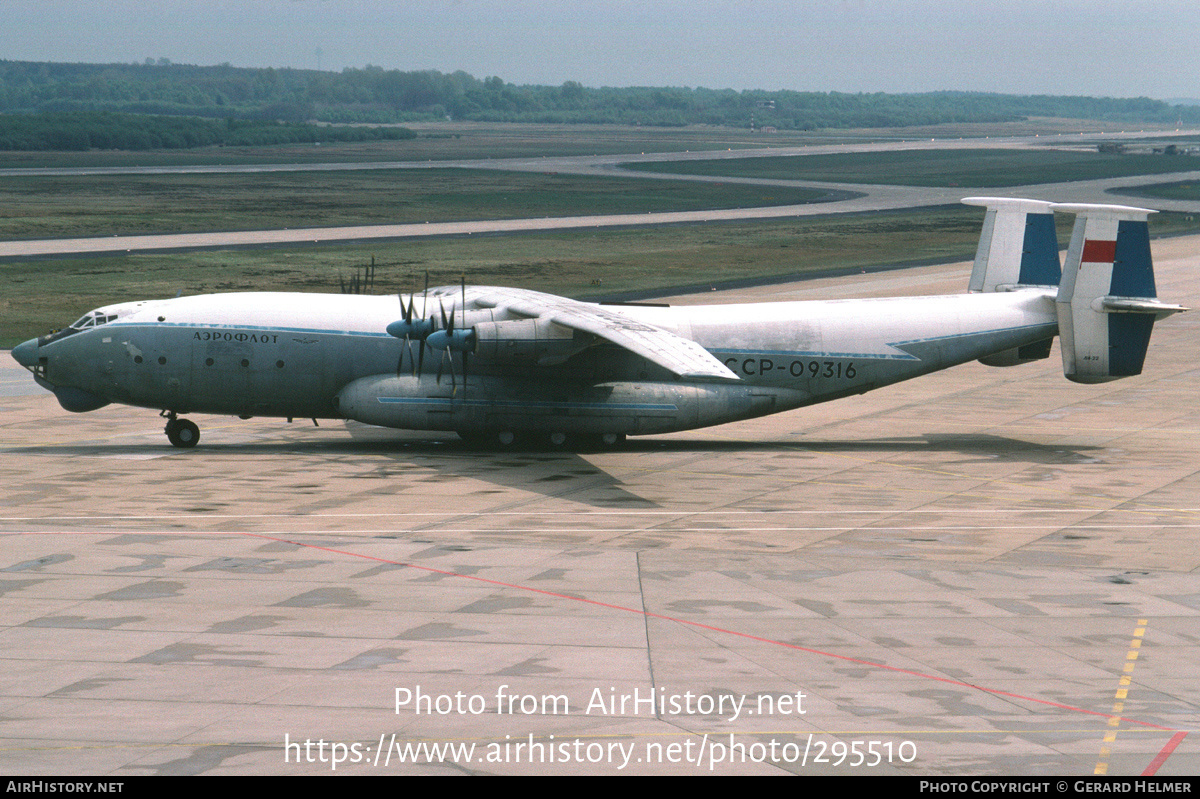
[166,419,200,448]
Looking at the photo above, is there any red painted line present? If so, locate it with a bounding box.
[1081,239,1117,263]
[1142,731,1188,776]
[245,532,1177,732]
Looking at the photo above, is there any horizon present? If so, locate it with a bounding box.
[2,1,1198,103]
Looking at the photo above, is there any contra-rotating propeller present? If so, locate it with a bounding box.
[385,273,434,376]
[425,277,476,392]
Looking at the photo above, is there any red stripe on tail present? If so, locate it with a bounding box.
[1081,239,1117,263]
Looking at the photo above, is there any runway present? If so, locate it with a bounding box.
[1,234,1197,775]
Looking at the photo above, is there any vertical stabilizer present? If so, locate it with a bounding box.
[963,197,1061,292]
[1052,202,1185,383]
[964,197,1060,367]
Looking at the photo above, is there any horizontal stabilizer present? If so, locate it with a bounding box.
[1096,296,1188,319]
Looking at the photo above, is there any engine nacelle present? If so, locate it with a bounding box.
[471,318,592,366]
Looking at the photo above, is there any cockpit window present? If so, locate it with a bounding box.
[38,309,121,346]
[70,312,117,330]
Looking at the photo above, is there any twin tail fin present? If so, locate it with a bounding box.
[963,197,1187,382]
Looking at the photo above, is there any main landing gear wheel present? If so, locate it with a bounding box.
[164,417,200,448]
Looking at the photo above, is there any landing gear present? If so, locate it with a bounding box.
[163,413,200,448]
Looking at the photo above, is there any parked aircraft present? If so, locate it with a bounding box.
[10,198,1186,449]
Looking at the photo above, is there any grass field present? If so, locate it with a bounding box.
[620,148,1200,187]
[0,169,827,240]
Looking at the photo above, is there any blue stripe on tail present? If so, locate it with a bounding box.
[1019,213,1061,285]
[1108,314,1155,376]
[1110,220,1156,298]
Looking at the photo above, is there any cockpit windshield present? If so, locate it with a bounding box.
[37,308,124,347]
[70,311,119,330]
[39,299,163,346]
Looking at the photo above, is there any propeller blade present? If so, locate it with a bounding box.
[395,292,407,376]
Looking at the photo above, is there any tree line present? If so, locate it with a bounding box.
[2,59,1197,133]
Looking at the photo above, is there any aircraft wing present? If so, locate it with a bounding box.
[470,287,739,381]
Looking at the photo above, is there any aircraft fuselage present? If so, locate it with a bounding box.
[15,287,1060,439]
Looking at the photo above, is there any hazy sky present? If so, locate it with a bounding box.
[3,0,1198,99]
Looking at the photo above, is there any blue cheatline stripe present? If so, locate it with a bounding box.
[1111,220,1156,298]
[1019,213,1061,286]
[114,321,394,338]
[1107,314,1155,377]
[377,397,678,412]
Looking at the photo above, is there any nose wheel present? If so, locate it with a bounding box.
[164,415,200,448]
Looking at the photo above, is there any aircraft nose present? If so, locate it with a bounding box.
[11,338,39,367]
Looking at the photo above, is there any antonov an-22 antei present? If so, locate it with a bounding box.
[10,198,1187,450]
